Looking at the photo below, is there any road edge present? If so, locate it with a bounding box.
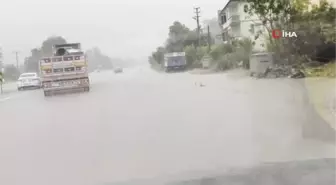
[304,77,336,130]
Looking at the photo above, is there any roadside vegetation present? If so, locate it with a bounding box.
[149,0,335,77]
[1,36,118,82]
[2,34,141,82]
[304,62,336,78]
[3,64,20,81]
[148,21,252,71]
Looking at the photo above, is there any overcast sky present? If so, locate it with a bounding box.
[0,0,228,64]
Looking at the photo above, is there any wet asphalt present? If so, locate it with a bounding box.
[0,67,334,185]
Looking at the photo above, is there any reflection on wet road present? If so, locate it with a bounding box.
[0,67,334,185]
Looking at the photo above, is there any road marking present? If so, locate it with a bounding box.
[0,97,11,102]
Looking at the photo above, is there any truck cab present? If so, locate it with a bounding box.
[39,43,90,96]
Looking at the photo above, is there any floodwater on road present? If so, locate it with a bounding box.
[0,67,334,185]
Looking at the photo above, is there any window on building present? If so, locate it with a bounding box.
[221,15,227,24]
[244,5,249,13]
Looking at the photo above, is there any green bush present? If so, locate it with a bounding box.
[209,38,253,70]
[304,61,336,78]
[183,45,208,68]
[209,44,234,61]
[184,45,197,67]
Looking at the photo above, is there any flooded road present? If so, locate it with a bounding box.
[0,67,334,185]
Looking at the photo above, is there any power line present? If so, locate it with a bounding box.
[207,25,211,52]
[193,7,201,47]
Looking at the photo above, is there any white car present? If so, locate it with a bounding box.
[17,73,42,91]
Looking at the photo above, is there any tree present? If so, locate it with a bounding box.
[86,47,114,72]
[184,45,211,68]
[149,20,214,69]
[24,36,67,72]
[183,31,198,47]
[151,47,166,65]
[3,64,20,81]
[232,38,254,68]
[184,45,197,67]
[287,0,335,62]
[245,0,300,53]
[24,48,42,72]
[41,36,67,56]
[245,0,335,63]
[165,21,191,52]
[209,43,234,61]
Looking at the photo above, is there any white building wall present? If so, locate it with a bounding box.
[221,1,268,52]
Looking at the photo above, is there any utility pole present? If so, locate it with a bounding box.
[193,7,201,47]
[0,48,3,94]
[207,25,211,52]
[13,51,19,69]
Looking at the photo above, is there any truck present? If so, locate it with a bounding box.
[39,43,90,96]
[163,52,187,72]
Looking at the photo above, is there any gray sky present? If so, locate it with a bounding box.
[0,0,228,64]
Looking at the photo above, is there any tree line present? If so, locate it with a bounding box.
[24,36,115,73]
[148,20,253,71]
[2,36,116,81]
[245,0,335,64]
[149,0,336,71]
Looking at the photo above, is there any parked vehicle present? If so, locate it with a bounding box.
[17,72,42,91]
[163,52,187,72]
